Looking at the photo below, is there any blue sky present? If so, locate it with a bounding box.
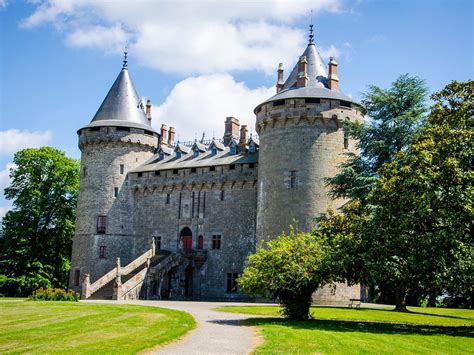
[0,0,473,217]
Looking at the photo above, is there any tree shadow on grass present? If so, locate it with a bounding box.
[310,306,474,321]
[244,317,474,337]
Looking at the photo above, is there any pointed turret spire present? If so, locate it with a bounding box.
[308,24,314,45]
[122,51,128,69]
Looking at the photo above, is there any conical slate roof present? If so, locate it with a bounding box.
[281,43,329,90]
[80,59,156,132]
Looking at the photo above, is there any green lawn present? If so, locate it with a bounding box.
[215,305,474,354]
[0,300,195,354]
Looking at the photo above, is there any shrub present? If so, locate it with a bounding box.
[29,288,79,301]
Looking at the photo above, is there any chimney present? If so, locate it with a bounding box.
[276,63,284,93]
[168,127,176,146]
[160,124,168,145]
[146,100,152,123]
[328,57,339,91]
[223,117,240,145]
[239,125,249,147]
[296,55,308,87]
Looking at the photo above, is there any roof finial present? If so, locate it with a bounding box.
[308,10,314,45]
[122,41,128,69]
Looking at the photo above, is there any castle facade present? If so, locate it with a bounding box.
[70,30,364,302]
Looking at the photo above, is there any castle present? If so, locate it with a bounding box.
[70,27,364,303]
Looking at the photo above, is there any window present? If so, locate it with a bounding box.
[289,170,298,189]
[193,149,199,157]
[82,166,87,178]
[154,236,162,250]
[344,132,349,150]
[226,273,239,293]
[138,172,143,177]
[212,235,221,250]
[340,100,351,108]
[166,193,171,204]
[305,98,321,104]
[176,151,182,159]
[90,127,100,132]
[220,190,225,201]
[249,163,255,169]
[97,216,107,234]
[230,145,237,154]
[120,164,124,174]
[74,270,80,286]
[197,235,204,250]
[210,166,216,172]
[159,152,164,160]
[114,187,118,197]
[155,170,160,176]
[99,246,106,259]
[249,143,256,153]
[173,169,178,175]
[273,99,285,106]
[191,167,197,173]
[116,126,130,131]
[229,164,235,170]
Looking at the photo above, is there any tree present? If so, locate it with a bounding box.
[239,230,332,320]
[321,80,473,311]
[0,147,79,296]
[327,74,428,201]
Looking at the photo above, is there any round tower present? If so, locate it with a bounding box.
[70,54,159,291]
[255,28,364,242]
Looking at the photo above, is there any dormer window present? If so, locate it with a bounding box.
[230,144,237,154]
[211,147,217,156]
[159,152,164,160]
[249,142,256,153]
[193,149,199,158]
[176,151,182,159]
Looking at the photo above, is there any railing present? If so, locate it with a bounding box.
[81,239,156,300]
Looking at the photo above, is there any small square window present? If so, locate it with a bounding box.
[229,164,235,170]
[249,163,255,169]
[173,169,179,175]
[99,246,106,259]
[226,273,239,293]
[191,167,197,173]
[155,170,160,176]
[212,235,221,250]
[138,172,143,177]
[210,166,216,172]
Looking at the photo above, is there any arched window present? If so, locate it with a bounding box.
[197,235,204,250]
[180,227,192,250]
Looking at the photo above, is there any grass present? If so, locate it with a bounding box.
[0,300,195,354]
[215,305,474,353]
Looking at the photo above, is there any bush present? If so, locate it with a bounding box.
[0,274,52,297]
[29,288,79,301]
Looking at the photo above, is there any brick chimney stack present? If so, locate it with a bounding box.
[276,63,284,93]
[328,57,339,91]
[168,127,176,146]
[296,55,308,87]
[223,117,240,145]
[160,124,168,145]
[239,125,249,148]
[146,100,152,123]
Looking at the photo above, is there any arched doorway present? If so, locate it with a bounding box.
[197,235,204,250]
[180,227,192,250]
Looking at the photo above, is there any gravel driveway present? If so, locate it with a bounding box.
[87,300,273,354]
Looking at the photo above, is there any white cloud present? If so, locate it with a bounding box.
[20,0,343,75]
[0,0,8,9]
[152,74,274,140]
[0,129,53,155]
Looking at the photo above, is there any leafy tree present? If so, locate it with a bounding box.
[321,80,473,311]
[0,147,79,296]
[239,230,332,320]
[327,74,428,201]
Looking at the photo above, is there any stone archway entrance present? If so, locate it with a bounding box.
[180,227,192,250]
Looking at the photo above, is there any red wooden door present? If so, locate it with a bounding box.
[182,236,192,250]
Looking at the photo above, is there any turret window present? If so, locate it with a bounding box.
[99,246,106,259]
[212,235,222,250]
[82,166,87,178]
[166,194,171,204]
[97,216,107,234]
[120,164,124,174]
[344,132,349,150]
[114,187,118,197]
[74,270,80,286]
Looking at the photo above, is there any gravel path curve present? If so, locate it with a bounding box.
[86,300,272,354]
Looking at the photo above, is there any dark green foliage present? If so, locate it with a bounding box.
[29,287,79,301]
[239,230,331,320]
[326,74,428,201]
[321,80,474,311]
[0,147,79,296]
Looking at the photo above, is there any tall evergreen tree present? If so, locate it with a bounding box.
[0,147,79,296]
[327,74,428,201]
